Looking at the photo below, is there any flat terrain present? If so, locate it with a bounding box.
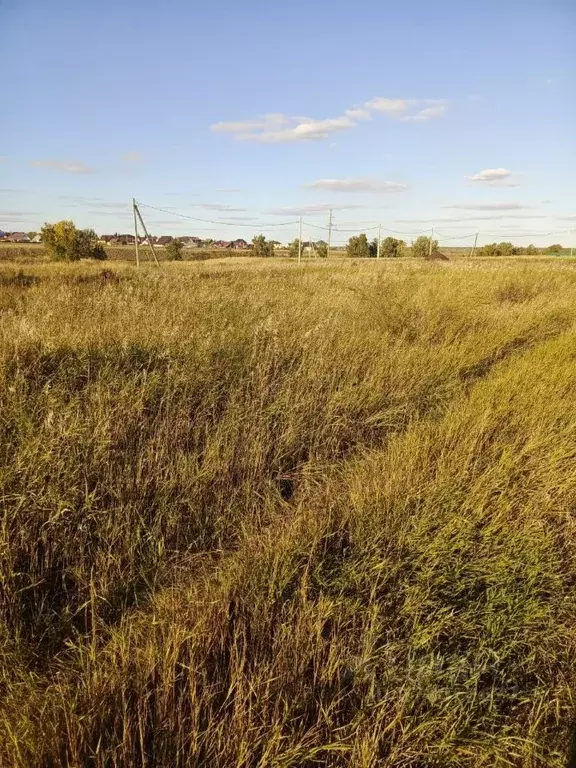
[2,257,576,767]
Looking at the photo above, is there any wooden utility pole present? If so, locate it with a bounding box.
[133,198,140,269]
[134,201,160,266]
[471,232,478,258]
[327,209,333,258]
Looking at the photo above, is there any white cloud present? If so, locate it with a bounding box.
[194,203,248,212]
[402,104,447,121]
[31,159,93,174]
[344,108,371,121]
[465,168,520,187]
[306,178,407,193]
[265,204,364,216]
[444,202,532,211]
[395,214,546,223]
[59,196,128,209]
[365,97,414,115]
[0,210,38,218]
[211,96,447,143]
[218,216,257,221]
[556,215,576,221]
[216,187,241,193]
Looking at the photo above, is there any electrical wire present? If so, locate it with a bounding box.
[136,201,298,229]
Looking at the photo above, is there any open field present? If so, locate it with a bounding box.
[1,258,576,766]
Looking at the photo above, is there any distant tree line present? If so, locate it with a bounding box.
[477,242,564,257]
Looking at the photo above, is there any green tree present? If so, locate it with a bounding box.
[316,241,328,258]
[381,236,405,258]
[41,220,106,261]
[498,241,516,257]
[479,242,500,257]
[346,234,370,258]
[525,244,539,255]
[27,231,38,240]
[252,234,274,258]
[288,239,302,259]
[412,235,439,258]
[547,244,563,254]
[204,238,214,247]
[166,238,184,261]
[368,238,379,258]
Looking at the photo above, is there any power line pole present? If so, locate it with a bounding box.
[298,217,302,265]
[471,232,478,258]
[133,200,160,266]
[132,198,140,269]
[377,224,381,259]
[327,209,333,258]
[428,227,434,258]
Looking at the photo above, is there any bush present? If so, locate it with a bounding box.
[288,239,302,259]
[41,221,107,261]
[412,235,439,259]
[316,241,328,258]
[381,237,405,258]
[347,234,370,258]
[252,235,274,258]
[166,239,184,261]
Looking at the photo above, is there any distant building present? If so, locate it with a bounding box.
[180,237,202,248]
[31,234,42,243]
[213,240,231,248]
[6,232,31,243]
[230,238,248,249]
[156,236,173,246]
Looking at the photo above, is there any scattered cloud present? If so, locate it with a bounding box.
[444,202,532,211]
[194,203,248,212]
[365,97,414,115]
[31,159,93,174]
[402,104,447,122]
[306,178,408,194]
[59,195,128,209]
[216,187,241,193]
[264,204,363,216]
[0,210,38,221]
[465,168,520,187]
[218,216,257,221]
[211,96,447,143]
[395,213,546,223]
[121,151,143,163]
[0,188,20,194]
[344,108,371,121]
[556,215,576,221]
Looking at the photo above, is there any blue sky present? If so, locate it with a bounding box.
[1,0,574,246]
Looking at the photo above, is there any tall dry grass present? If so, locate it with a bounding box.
[1,259,576,766]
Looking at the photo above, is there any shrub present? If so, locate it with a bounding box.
[412,235,439,259]
[166,239,184,261]
[381,236,406,258]
[41,221,107,261]
[347,234,370,258]
[252,235,274,258]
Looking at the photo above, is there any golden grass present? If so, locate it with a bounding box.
[1,258,576,766]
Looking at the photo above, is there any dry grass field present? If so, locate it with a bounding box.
[1,257,576,766]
